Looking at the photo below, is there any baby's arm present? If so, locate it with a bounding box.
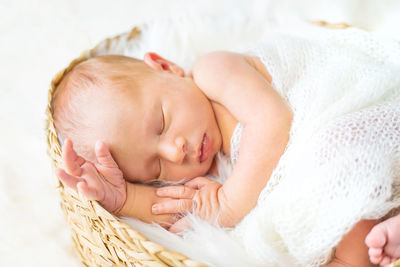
[118,182,181,228]
[193,51,292,224]
[154,51,292,227]
[57,139,180,228]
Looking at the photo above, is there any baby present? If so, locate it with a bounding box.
[52,51,399,266]
[53,52,291,228]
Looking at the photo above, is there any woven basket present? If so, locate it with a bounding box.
[45,21,400,267]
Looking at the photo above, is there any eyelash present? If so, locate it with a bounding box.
[159,106,165,135]
[158,107,165,178]
[158,158,162,179]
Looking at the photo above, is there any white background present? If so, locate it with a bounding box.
[1,0,399,266]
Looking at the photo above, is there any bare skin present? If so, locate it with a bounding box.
[56,52,383,266]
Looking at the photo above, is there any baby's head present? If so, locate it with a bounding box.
[52,53,222,184]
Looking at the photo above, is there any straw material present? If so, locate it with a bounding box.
[45,22,400,267]
[311,20,352,29]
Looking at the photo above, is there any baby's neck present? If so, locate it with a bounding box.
[208,156,219,176]
[211,101,238,157]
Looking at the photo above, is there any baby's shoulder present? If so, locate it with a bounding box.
[191,51,272,101]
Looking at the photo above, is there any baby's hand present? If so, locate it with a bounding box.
[56,139,126,214]
[152,177,236,233]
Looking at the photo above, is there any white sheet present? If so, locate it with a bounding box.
[1,0,400,266]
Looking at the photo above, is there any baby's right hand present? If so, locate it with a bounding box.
[56,139,127,214]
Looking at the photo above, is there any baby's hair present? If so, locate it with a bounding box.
[51,55,151,162]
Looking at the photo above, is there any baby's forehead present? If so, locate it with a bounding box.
[60,55,157,120]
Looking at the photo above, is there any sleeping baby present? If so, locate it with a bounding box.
[52,31,400,266]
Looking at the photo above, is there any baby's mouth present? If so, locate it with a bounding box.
[199,133,211,163]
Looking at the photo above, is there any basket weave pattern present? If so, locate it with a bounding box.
[45,22,400,267]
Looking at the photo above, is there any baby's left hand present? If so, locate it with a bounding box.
[152,177,237,233]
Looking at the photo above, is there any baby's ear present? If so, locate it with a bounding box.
[143,52,184,77]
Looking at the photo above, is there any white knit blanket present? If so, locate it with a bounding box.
[124,28,400,267]
[232,29,400,266]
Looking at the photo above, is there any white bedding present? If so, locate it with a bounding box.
[2,0,400,266]
[123,26,400,266]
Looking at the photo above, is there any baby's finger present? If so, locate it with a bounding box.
[368,247,383,258]
[380,255,391,266]
[169,216,192,234]
[76,181,102,201]
[56,168,82,191]
[185,177,215,189]
[80,162,110,195]
[95,141,119,169]
[62,139,85,176]
[369,254,382,265]
[152,199,194,215]
[156,186,196,199]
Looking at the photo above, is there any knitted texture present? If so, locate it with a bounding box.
[229,123,243,166]
[232,28,400,266]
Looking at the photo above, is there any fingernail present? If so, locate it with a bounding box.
[157,189,165,195]
[152,205,159,212]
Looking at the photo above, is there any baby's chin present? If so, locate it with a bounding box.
[192,152,216,178]
[209,153,220,175]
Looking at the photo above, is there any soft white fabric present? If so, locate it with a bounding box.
[125,28,400,267]
[230,123,243,166]
[4,1,400,266]
[231,29,400,266]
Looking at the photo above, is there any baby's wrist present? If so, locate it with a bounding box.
[218,186,251,227]
[115,182,135,217]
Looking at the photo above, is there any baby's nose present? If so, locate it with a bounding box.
[159,136,186,164]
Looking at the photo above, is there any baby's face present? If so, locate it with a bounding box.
[104,71,222,184]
